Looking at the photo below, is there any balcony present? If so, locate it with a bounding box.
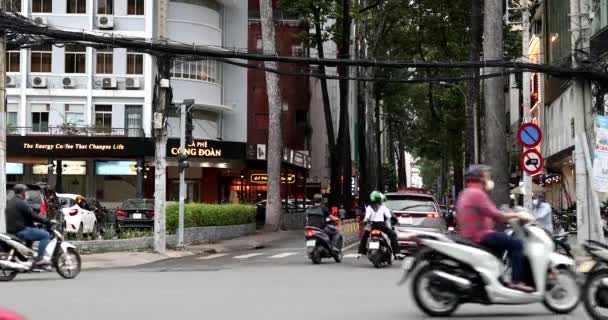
[8,126,144,138]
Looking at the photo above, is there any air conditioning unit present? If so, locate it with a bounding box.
[33,16,48,25]
[97,15,114,29]
[6,76,16,87]
[101,77,117,89]
[32,76,47,88]
[125,78,141,89]
[62,77,75,88]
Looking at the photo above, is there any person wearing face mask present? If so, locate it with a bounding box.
[532,194,553,235]
[456,165,533,292]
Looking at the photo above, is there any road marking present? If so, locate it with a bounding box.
[343,242,359,251]
[269,252,298,259]
[343,253,359,259]
[196,253,228,260]
[234,253,265,259]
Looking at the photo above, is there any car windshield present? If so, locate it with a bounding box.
[385,195,436,212]
[7,190,42,204]
[122,199,154,210]
[60,197,76,208]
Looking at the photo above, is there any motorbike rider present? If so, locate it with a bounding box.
[6,184,52,268]
[532,194,553,235]
[306,194,340,250]
[357,191,401,258]
[456,165,533,292]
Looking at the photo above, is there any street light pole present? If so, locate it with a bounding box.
[177,99,194,248]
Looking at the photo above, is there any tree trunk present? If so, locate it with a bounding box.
[259,0,283,230]
[337,0,353,210]
[375,94,383,190]
[397,142,407,187]
[312,7,341,207]
[153,56,172,254]
[357,78,368,208]
[483,0,509,205]
[365,82,379,191]
[465,0,482,168]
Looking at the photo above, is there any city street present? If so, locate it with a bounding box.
[1,237,591,320]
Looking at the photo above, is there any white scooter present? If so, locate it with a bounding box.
[398,210,580,317]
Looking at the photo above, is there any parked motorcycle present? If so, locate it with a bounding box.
[304,219,344,264]
[580,240,608,319]
[398,209,579,317]
[0,221,81,281]
[365,225,394,268]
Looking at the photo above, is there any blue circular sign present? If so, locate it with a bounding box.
[517,123,542,148]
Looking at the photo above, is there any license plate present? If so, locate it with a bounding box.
[306,240,316,247]
[399,217,413,225]
[369,241,380,249]
[577,260,596,273]
[132,213,142,219]
[402,256,415,270]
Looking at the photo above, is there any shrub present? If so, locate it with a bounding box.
[166,203,256,232]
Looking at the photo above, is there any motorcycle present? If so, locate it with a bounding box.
[304,218,344,264]
[365,224,394,268]
[0,221,81,281]
[398,210,580,317]
[580,240,608,319]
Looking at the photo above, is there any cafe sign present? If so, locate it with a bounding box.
[251,174,296,184]
[170,140,222,157]
[167,139,246,159]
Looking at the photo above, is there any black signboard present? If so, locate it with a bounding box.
[167,139,245,159]
[8,136,152,158]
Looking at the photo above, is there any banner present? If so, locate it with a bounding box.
[593,116,608,192]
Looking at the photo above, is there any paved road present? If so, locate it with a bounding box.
[0,237,593,320]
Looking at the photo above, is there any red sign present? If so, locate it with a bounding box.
[517,123,543,148]
[520,149,544,175]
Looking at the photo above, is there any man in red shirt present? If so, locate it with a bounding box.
[456,165,533,292]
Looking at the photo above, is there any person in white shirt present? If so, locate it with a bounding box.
[357,191,401,257]
[532,194,553,235]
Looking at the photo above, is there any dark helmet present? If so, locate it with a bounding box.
[465,165,492,180]
[313,194,323,203]
[13,184,28,195]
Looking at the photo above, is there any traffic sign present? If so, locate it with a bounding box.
[517,123,542,148]
[520,149,544,175]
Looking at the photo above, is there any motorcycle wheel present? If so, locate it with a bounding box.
[53,248,81,279]
[584,269,608,319]
[543,268,580,314]
[311,249,322,265]
[0,268,17,282]
[412,264,459,317]
[333,237,344,263]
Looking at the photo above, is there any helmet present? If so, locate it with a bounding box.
[465,165,491,180]
[370,191,383,203]
[313,194,323,203]
[13,184,28,195]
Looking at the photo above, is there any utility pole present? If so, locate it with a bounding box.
[466,0,482,166]
[521,0,533,209]
[177,99,194,247]
[0,0,7,234]
[259,0,283,230]
[483,0,509,205]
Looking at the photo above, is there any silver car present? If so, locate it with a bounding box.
[384,192,447,255]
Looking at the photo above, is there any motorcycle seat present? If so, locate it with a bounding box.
[4,234,25,244]
[448,234,503,258]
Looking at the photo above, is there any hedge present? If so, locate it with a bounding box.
[166,203,256,232]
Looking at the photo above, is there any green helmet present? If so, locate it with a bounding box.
[370,191,383,203]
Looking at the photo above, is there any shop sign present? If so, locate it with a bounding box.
[250,174,296,184]
[167,139,246,159]
[6,163,24,175]
[96,161,137,176]
[24,142,126,152]
[8,136,152,158]
[593,116,608,192]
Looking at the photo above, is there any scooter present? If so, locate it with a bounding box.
[398,209,580,317]
[365,225,393,268]
[305,219,344,264]
[0,221,81,281]
[580,240,608,320]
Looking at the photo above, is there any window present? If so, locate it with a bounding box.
[125,105,142,137]
[171,59,222,84]
[65,112,84,125]
[32,0,52,13]
[67,0,86,13]
[256,37,262,51]
[32,112,49,133]
[6,0,21,13]
[127,49,143,74]
[95,105,112,132]
[7,112,18,132]
[6,50,19,72]
[30,45,52,72]
[97,0,113,14]
[384,195,436,212]
[127,0,144,15]
[291,44,305,57]
[65,45,86,73]
[96,47,113,74]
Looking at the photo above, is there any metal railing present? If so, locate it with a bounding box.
[7,126,144,137]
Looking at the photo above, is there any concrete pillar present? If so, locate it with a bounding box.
[55,160,63,193]
[136,157,144,198]
[86,160,95,198]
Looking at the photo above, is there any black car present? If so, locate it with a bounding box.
[85,198,113,233]
[7,183,62,224]
[116,199,155,230]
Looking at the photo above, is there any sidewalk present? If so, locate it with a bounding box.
[81,230,301,270]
